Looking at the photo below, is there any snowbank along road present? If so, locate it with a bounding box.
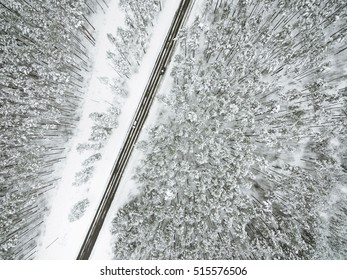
[77,0,194,260]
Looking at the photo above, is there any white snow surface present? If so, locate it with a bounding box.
[36,0,182,260]
[90,0,201,260]
[35,0,124,259]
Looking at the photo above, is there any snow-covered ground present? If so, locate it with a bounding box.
[90,0,201,260]
[36,0,182,260]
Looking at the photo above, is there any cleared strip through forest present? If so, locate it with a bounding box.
[76,0,194,260]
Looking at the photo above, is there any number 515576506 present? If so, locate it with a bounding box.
[193,266,247,276]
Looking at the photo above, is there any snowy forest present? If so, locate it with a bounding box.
[1,0,347,260]
[0,0,164,259]
[111,0,347,259]
[0,0,94,259]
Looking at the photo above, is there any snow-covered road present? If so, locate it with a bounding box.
[91,0,200,260]
[79,0,190,259]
